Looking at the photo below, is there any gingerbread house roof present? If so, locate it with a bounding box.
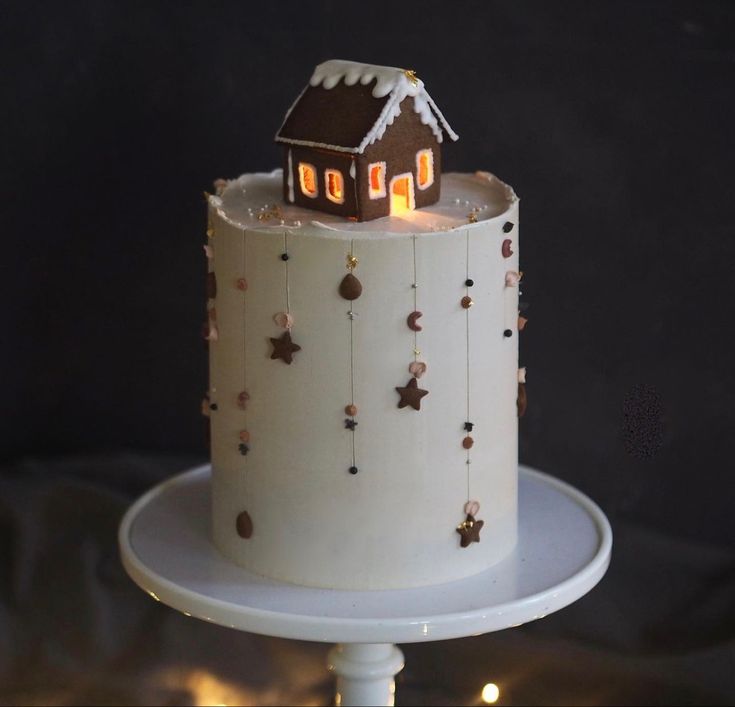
[275,60,459,155]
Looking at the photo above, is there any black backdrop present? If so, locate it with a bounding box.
[4,2,735,553]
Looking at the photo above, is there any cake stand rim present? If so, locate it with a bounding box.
[119,464,612,644]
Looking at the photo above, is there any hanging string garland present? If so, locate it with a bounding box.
[396,235,429,411]
[236,226,254,538]
[517,367,528,417]
[238,229,251,456]
[270,232,302,364]
[456,228,483,548]
[339,242,362,475]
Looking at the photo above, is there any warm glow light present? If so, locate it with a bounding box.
[390,173,415,215]
[481,682,500,704]
[298,162,318,197]
[416,148,434,189]
[368,161,386,199]
[325,169,344,203]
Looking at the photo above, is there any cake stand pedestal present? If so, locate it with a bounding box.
[119,465,611,706]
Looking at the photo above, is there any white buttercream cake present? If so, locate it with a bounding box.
[202,61,523,591]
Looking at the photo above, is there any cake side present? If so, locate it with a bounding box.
[204,171,521,590]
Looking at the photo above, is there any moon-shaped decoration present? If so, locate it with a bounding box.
[407,310,423,331]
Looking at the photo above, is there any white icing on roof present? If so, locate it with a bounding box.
[276,60,459,154]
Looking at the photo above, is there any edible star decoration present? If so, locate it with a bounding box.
[456,514,484,548]
[395,377,429,411]
[270,331,301,364]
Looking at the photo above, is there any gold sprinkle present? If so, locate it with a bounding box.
[347,254,359,270]
[206,227,214,237]
[413,348,421,356]
[468,212,478,223]
[404,69,419,85]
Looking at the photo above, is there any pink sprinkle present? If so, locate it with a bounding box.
[203,245,214,259]
[236,278,248,291]
[505,271,521,287]
[237,391,250,409]
[273,312,294,329]
[408,361,427,378]
[464,500,481,517]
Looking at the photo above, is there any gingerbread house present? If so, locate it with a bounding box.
[275,60,459,222]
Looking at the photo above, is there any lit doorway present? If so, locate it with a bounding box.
[389,173,416,215]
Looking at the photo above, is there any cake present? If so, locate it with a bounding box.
[203,60,524,591]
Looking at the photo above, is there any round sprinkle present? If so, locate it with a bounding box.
[280,253,289,261]
[209,403,218,411]
[236,511,253,539]
[239,430,250,442]
[504,329,513,338]
[461,296,474,309]
[345,404,358,416]
[462,436,475,449]
[349,466,359,475]
[465,279,474,287]
[503,221,514,233]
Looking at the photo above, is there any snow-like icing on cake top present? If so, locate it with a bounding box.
[306,59,458,153]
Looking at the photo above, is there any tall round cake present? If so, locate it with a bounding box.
[202,61,524,591]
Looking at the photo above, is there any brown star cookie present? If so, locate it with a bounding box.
[270,331,301,364]
[395,376,429,411]
[456,514,484,548]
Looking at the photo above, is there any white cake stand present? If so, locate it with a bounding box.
[119,465,611,706]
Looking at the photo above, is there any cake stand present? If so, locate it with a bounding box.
[119,465,611,706]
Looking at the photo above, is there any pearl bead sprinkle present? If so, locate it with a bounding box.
[461,296,474,309]
[280,253,289,261]
[349,466,359,475]
[465,279,474,287]
[504,329,513,338]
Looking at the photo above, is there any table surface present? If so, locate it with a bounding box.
[119,465,612,644]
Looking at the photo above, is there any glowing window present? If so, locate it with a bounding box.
[416,149,434,190]
[368,161,386,199]
[325,169,344,204]
[298,162,318,198]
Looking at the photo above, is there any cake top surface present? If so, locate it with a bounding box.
[275,59,459,154]
[209,170,518,238]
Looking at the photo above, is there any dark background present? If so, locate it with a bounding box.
[2,1,734,705]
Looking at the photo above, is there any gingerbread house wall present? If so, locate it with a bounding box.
[282,147,357,218]
[355,102,442,221]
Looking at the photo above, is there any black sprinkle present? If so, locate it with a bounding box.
[503,221,514,233]
[503,329,513,338]
[280,253,290,261]
[349,466,359,475]
[344,419,358,430]
[209,403,218,411]
[465,279,474,287]
[464,421,474,432]
[238,443,250,456]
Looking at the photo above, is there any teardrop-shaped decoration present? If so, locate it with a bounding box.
[339,272,363,300]
[236,510,253,539]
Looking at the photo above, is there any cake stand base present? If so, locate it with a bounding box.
[119,465,611,706]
